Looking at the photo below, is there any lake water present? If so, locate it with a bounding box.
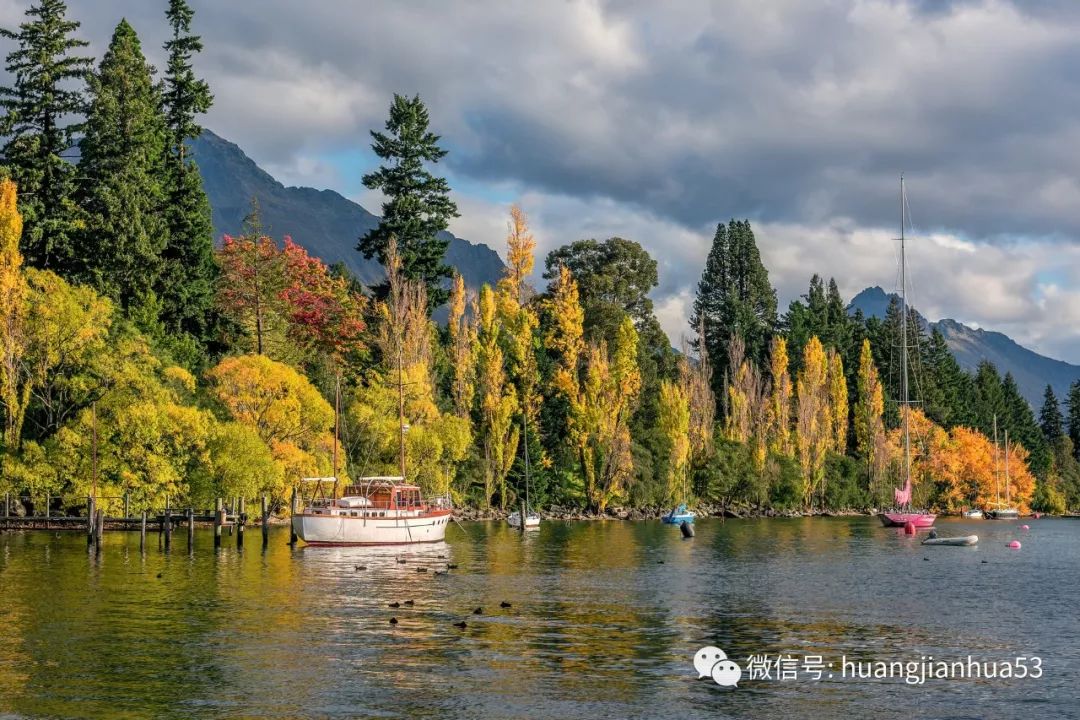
[1,517,1077,719]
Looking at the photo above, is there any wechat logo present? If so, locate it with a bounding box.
[694,646,742,688]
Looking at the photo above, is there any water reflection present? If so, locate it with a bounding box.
[0,517,1076,719]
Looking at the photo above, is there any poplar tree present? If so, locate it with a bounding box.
[76,19,168,321]
[157,0,216,349]
[0,0,91,271]
[358,93,459,309]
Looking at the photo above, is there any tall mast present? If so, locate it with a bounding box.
[522,411,531,512]
[397,344,407,480]
[993,415,1000,505]
[1004,429,1010,504]
[900,175,911,505]
[332,369,340,496]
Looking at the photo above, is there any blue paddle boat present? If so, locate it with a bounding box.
[662,503,695,524]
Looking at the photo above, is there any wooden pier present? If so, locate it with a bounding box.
[1,493,279,552]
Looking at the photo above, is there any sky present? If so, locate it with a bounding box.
[7,0,1080,361]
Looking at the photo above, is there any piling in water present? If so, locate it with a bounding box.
[87,496,95,547]
[94,508,104,550]
[261,495,269,549]
[187,508,194,552]
[237,497,245,549]
[214,497,223,549]
[289,488,298,546]
[140,511,147,551]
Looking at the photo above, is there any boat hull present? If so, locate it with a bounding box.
[878,511,937,528]
[507,513,541,529]
[987,509,1020,520]
[292,510,452,546]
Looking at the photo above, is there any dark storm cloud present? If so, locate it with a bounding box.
[10,0,1080,358]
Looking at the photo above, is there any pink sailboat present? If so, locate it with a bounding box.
[876,176,936,529]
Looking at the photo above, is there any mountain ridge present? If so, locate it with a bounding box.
[849,286,1080,408]
[189,129,506,291]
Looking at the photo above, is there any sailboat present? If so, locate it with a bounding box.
[291,356,454,546]
[507,413,541,530]
[987,425,1020,519]
[878,177,937,529]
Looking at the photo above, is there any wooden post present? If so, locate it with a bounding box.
[214,497,223,549]
[289,487,298,546]
[87,496,95,547]
[4,491,9,518]
[163,499,172,552]
[140,511,147,551]
[187,508,194,552]
[94,508,104,550]
[237,497,245,548]
[261,495,269,549]
[123,493,130,520]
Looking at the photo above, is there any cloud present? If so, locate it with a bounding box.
[7,0,1080,361]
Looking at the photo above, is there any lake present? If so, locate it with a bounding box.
[1,517,1076,719]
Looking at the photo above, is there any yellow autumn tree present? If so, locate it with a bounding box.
[543,264,584,401]
[827,348,848,454]
[658,378,690,504]
[765,335,793,456]
[447,272,476,416]
[499,204,535,305]
[725,334,766,466]
[0,179,26,450]
[476,284,519,509]
[571,316,641,512]
[884,407,949,509]
[496,206,540,428]
[680,331,715,473]
[853,339,886,495]
[796,336,831,508]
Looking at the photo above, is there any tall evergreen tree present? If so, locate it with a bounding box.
[358,93,458,309]
[1068,380,1080,462]
[1040,384,1064,442]
[972,360,1006,438]
[76,19,168,321]
[0,0,91,271]
[690,219,776,400]
[1001,372,1047,477]
[156,0,216,352]
[921,328,972,428]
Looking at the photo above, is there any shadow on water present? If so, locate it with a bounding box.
[0,516,1076,719]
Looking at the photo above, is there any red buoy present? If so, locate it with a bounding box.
[904,521,916,535]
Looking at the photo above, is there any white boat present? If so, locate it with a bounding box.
[507,410,542,531]
[922,534,978,546]
[986,422,1020,520]
[507,510,541,529]
[292,476,452,546]
[962,509,984,519]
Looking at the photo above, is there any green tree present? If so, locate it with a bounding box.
[76,19,168,323]
[1040,384,1064,443]
[358,93,458,309]
[690,219,776,400]
[1068,380,1080,462]
[0,0,91,271]
[157,0,216,354]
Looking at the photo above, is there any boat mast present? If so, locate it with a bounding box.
[1004,429,1010,505]
[900,175,911,508]
[332,369,340,497]
[397,344,407,481]
[993,415,1000,506]
[522,411,531,513]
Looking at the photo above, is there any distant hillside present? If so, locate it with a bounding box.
[849,286,1080,408]
[189,129,505,290]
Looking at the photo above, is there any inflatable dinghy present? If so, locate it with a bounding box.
[921,534,978,546]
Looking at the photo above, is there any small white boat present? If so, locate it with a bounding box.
[962,509,983,519]
[921,534,978,546]
[507,510,541,529]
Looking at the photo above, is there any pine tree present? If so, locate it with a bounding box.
[358,94,459,309]
[1068,380,1080,462]
[690,219,777,401]
[0,0,91,271]
[157,0,216,351]
[1001,372,1047,477]
[76,20,168,321]
[1040,385,1064,443]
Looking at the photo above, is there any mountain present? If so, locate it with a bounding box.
[849,286,1080,408]
[188,129,505,290]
